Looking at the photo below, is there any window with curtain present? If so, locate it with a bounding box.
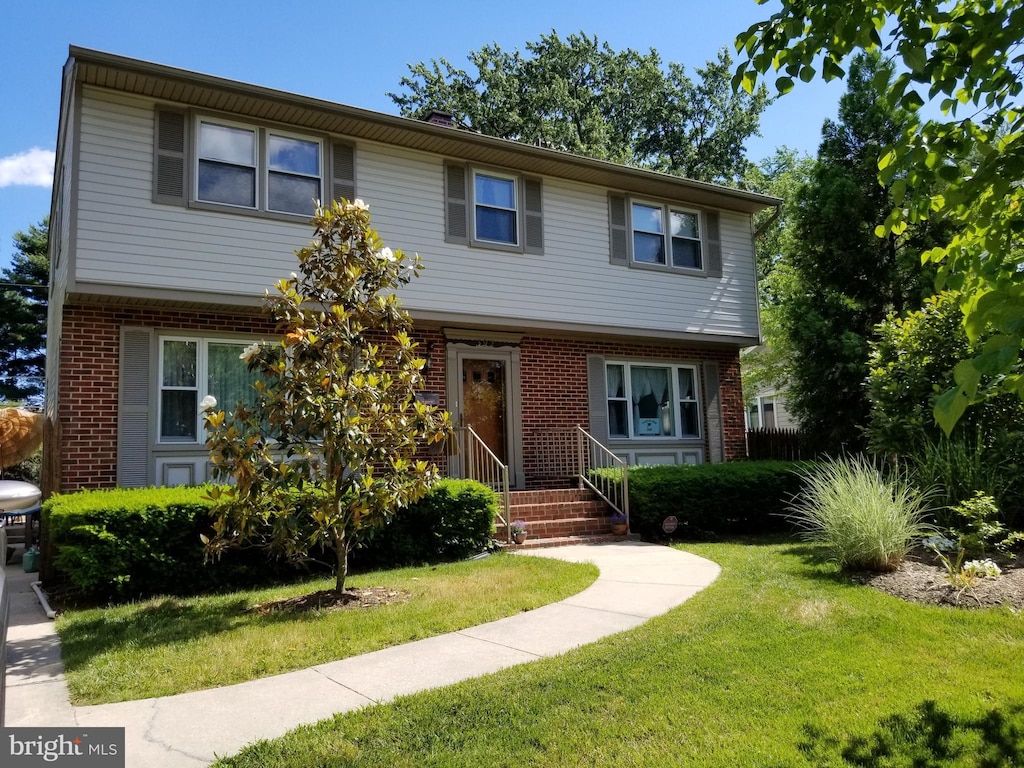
[605,361,701,439]
[159,337,261,443]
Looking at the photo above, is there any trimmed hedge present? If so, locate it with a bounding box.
[45,479,498,602]
[353,479,497,569]
[616,461,810,539]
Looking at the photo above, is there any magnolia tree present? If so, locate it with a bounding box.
[202,199,452,594]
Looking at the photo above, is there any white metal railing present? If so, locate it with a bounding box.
[449,426,512,543]
[574,426,629,528]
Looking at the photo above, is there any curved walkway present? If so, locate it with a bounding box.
[5,542,720,767]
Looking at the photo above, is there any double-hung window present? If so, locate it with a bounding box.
[194,118,322,216]
[605,362,701,439]
[159,337,261,443]
[474,171,519,246]
[630,201,703,271]
[197,121,258,208]
[267,132,321,215]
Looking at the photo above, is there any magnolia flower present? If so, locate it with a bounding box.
[240,342,261,362]
[348,198,369,212]
[199,395,218,412]
[377,246,396,262]
[290,272,298,281]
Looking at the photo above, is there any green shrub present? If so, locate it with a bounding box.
[607,461,808,539]
[352,479,497,569]
[45,480,497,602]
[45,486,301,601]
[788,456,934,571]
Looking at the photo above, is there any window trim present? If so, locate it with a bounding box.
[471,168,521,251]
[605,360,702,441]
[191,114,325,220]
[628,198,705,275]
[157,335,260,445]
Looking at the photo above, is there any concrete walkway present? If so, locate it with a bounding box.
[4,542,720,767]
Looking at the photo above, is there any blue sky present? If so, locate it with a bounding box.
[0,0,846,272]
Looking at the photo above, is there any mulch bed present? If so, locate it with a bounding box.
[849,550,1024,610]
[247,587,411,615]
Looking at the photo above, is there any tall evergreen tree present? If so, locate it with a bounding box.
[0,218,49,402]
[781,53,944,453]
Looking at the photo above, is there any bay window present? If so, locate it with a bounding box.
[606,362,701,439]
[159,337,261,443]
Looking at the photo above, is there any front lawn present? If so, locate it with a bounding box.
[57,553,597,705]
[216,540,1024,767]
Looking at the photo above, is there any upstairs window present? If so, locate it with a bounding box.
[197,122,257,208]
[631,201,702,271]
[192,117,323,217]
[268,133,321,215]
[474,172,519,245]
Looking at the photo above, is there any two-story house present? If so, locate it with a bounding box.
[44,47,777,512]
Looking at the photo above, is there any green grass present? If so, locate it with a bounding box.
[215,539,1024,767]
[57,554,597,705]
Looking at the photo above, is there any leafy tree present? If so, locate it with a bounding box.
[778,53,941,453]
[204,200,452,594]
[0,218,48,402]
[734,0,1024,434]
[391,31,769,185]
[740,147,814,400]
[867,291,1024,457]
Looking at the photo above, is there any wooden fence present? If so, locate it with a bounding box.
[745,428,817,461]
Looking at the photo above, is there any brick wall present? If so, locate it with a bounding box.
[52,303,743,491]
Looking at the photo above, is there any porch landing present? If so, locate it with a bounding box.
[497,488,638,549]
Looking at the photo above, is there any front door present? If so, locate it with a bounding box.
[447,345,522,488]
[462,357,508,465]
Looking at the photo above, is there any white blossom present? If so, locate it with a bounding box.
[963,559,1001,578]
[199,395,218,412]
[348,198,369,211]
[240,342,261,362]
[377,246,395,262]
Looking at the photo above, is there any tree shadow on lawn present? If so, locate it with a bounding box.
[797,700,1024,767]
[58,592,324,671]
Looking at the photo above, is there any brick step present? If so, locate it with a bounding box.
[499,516,615,539]
[502,532,641,550]
[508,488,597,505]
[507,500,611,522]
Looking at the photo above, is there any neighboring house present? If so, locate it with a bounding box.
[745,387,798,431]
[44,47,778,495]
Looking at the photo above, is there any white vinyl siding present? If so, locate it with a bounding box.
[72,86,759,340]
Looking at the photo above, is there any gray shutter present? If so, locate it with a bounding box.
[703,210,722,278]
[444,162,469,244]
[523,177,543,254]
[118,327,154,487]
[586,355,609,445]
[702,361,724,463]
[331,142,356,204]
[608,194,628,265]
[153,109,187,205]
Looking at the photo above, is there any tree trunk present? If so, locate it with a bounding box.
[333,528,348,594]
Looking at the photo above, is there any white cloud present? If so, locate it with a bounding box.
[0,148,55,188]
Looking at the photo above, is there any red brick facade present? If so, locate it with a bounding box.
[51,303,744,493]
